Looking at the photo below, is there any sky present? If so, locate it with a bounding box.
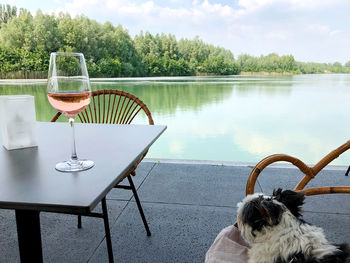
[5,0,350,63]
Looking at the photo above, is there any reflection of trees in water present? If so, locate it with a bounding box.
[233,82,292,96]
[92,83,235,116]
[0,78,293,121]
[92,80,292,115]
[0,82,234,120]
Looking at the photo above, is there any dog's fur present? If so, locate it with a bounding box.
[236,189,350,263]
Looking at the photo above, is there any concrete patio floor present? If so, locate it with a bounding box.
[1,161,349,262]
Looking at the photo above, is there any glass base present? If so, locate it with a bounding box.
[55,159,94,172]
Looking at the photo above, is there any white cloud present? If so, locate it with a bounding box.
[237,0,276,11]
[306,24,330,35]
[199,0,236,17]
[55,0,240,24]
[266,30,289,40]
[288,0,346,9]
[237,0,347,11]
[329,30,343,37]
[169,140,184,154]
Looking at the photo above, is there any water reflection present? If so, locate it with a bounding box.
[1,75,350,165]
[92,76,292,116]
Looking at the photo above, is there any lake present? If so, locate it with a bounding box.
[1,74,350,165]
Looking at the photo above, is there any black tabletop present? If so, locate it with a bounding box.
[0,122,166,214]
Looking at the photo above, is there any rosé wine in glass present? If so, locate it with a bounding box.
[47,91,90,119]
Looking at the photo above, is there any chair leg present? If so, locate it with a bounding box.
[77,215,82,228]
[346,165,350,176]
[101,197,114,263]
[127,175,151,236]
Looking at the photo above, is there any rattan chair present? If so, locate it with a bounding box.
[245,141,350,196]
[51,89,154,262]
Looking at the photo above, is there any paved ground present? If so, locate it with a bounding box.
[0,161,349,262]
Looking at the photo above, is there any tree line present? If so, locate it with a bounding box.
[0,4,349,79]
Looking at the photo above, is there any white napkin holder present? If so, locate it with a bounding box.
[0,95,38,150]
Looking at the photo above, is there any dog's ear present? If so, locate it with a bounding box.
[273,188,305,217]
[259,198,283,226]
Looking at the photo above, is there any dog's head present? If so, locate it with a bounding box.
[236,188,305,242]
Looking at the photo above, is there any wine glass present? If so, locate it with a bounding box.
[47,52,94,172]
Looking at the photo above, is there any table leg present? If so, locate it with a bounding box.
[15,210,43,263]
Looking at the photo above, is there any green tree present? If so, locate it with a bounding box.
[0,8,34,51]
[0,4,17,28]
[98,58,121,77]
[33,11,61,53]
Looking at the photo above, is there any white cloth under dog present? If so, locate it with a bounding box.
[205,225,250,263]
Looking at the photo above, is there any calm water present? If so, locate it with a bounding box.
[1,74,350,165]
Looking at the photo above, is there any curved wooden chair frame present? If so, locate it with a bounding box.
[51,89,153,262]
[246,140,350,196]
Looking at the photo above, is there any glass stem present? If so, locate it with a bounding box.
[69,118,78,162]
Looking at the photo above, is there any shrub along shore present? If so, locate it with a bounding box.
[1,4,350,79]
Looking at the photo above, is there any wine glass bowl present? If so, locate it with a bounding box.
[47,52,94,172]
[47,91,91,119]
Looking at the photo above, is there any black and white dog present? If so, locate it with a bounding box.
[236,188,350,263]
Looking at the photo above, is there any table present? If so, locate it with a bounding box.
[0,122,166,262]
